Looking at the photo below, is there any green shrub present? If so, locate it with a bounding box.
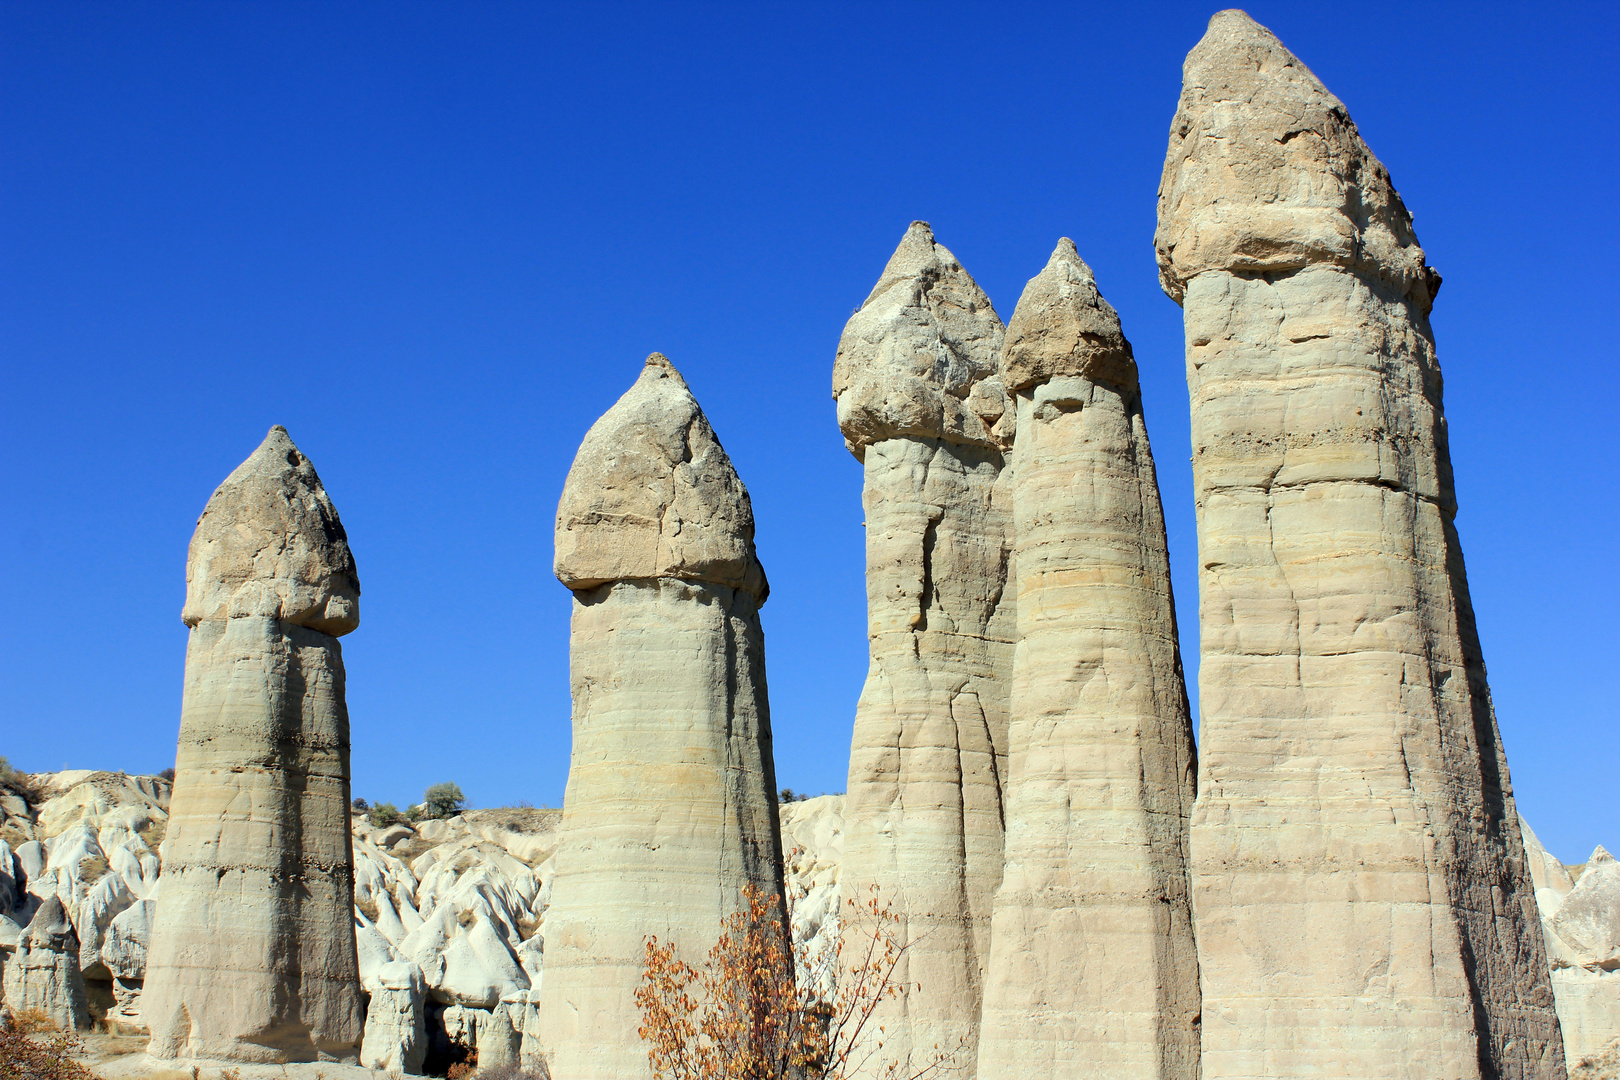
[422,782,467,820]
[368,802,407,828]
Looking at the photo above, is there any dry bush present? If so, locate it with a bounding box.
[0,1018,94,1080]
[8,1011,56,1036]
[474,1065,551,1080]
[636,883,957,1080]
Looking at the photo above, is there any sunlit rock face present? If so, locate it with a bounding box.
[975,239,1200,1080]
[1157,10,1564,1078]
[143,426,364,1064]
[537,354,786,1080]
[833,222,1016,1078]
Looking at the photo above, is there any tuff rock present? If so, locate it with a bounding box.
[833,222,1016,1075]
[1156,11,1563,1078]
[2,895,90,1031]
[975,239,1200,1079]
[536,355,786,1080]
[143,427,365,1064]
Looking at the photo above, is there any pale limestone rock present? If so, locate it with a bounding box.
[359,959,427,1075]
[1553,849,1620,968]
[1541,846,1620,1063]
[1572,1036,1620,1080]
[554,353,767,599]
[833,222,1013,456]
[1156,11,1564,1078]
[144,427,364,1064]
[975,240,1199,1079]
[537,355,786,1080]
[833,223,1015,1075]
[780,796,845,998]
[2,895,90,1031]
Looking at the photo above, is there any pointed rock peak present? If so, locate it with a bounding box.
[182,426,359,635]
[638,351,690,390]
[831,222,1006,456]
[556,357,767,601]
[1001,238,1134,394]
[1155,7,1435,310]
[1592,846,1615,866]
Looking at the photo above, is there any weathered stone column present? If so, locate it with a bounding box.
[2,896,90,1031]
[144,425,363,1063]
[1155,11,1564,1078]
[975,239,1199,1079]
[537,353,786,1080]
[832,222,1016,1076]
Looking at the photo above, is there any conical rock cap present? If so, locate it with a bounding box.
[832,221,1011,457]
[1000,238,1136,393]
[556,353,767,600]
[182,426,360,635]
[1155,9,1438,309]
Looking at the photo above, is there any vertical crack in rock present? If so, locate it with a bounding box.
[144,425,364,1064]
[539,353,786,1080]
[833,222,1015,1077]
[975,238,1200,1079]
[1155,11,1564,1078]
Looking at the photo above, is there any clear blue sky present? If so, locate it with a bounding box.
[2,3,1614,864]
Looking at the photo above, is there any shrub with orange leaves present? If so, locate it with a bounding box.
[0,1009,94,1080]
[636,882,957,1080]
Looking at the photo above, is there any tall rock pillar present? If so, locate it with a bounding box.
[144,426,363,1063]
[975,240,1199,1079]
[833,222,1016,1076]
[538,353,786,1080]
[1155,11,1564,1078]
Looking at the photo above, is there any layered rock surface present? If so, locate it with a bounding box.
[1526,824,1620,1065]
[975,239,1199,1079]
[143,427,365,1064]
[1156,11,1563,1078]
[537,354,786,1080]
[833,222,1016,1075]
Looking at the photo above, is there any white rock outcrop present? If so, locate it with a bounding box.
[780,795,845,998]
[359,960,427,1074]
[1525,824,1620,1066]
[2,895,90,1031]
[144,426,365,1064]
[832,222,1016,1077]
[537,354,787,1080]
[975,239,1200,1079]
[1156,11,1563,1078]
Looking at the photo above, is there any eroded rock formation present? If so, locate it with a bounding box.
[536,354,785,1079]
[833,222,1016,1074]
[2,895,90,1031]
[143,426,364,1063]
[1156,11,1563,1077]
[975,239,1199,1079]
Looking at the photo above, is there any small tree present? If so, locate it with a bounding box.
[352,797,370,812]
[636,883,956,1080]
[368,802,408,828]
[422,782,466,820]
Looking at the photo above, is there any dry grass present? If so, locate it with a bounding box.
[0,1012,94,1080]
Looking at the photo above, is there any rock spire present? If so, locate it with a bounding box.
[832,222,1016,1076]
[1156,11,1563,1078]
[975,239,1200,1079]
[537,354,786,1080]
[143,426,364,1063]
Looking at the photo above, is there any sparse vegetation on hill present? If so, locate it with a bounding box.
[422,782,467,820]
